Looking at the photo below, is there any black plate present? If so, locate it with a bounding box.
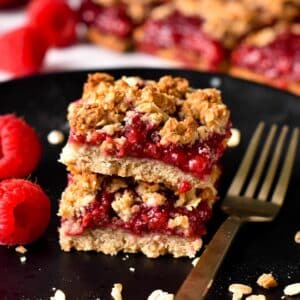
[0,68,300,300]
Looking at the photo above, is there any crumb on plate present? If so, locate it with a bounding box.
[227,128,241,147]
[147,289,174,300]
[229,283,252,296]
[50,289,66,300]
[284,283,300,296]
[47,130,65,145]
[294,231,300,244]
[111,283,123,300]
[257,273,278,289]
[15,245,27,254]
[20,256,26,263]
[191,256,200,266]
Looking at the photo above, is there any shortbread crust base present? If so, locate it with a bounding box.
[60,143,219,191]
[59,226,202,258]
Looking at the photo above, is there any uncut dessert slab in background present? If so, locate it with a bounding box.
[230,23,300,95]
[79,0,300,94]
[59,72,231,258]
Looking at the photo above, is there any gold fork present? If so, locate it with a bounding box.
[175,122,299,300]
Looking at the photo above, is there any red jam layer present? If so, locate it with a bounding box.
[136,11,224,71]
[231,30,300,87]
[70,114,230,180]
[80,0,133,38]
[64,191,212,239]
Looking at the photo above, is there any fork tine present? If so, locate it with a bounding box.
[271,128,299,206]
[244,125,277,198]
[227,122,264,196]
[257,126,289,201]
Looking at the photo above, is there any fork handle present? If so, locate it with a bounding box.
[175,216,243,300]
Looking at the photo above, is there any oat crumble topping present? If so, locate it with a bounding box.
[59,172,216,218]
[111,189,137,221]
[68,73,230,146]
[168,215,189,231]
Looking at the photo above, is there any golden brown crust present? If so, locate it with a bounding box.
[59,226,202,258]
[60,143,221,191]
[68,72,230,146]
[229,67,300,96]
[87,27,132,52]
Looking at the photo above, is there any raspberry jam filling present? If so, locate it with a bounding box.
[64,190,212,239]
[136,11,224,70]
[70,114,230,180]
[231,30,300,86]
[80,0,133,38]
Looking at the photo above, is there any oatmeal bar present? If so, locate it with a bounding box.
[79,0,166,51]
[60,73,231,187]
[230,23,300,95]
[59,172,218,257]
[59,72,231,257]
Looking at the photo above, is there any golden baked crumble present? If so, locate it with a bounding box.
[111,190,137,221]
[59,171,216,218]
[68,73,230,146]
[58,172,102,218]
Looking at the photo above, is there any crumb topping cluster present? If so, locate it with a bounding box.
[68,73,230,146]
[59,172,216,221]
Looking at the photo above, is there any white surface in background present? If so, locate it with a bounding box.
[0,4,176,82]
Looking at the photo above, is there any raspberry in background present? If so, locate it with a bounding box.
[0,25,48,76]
[0,0,27,8]
[0,179,50,245]
[0,114,42,179]
[28,0,77,47]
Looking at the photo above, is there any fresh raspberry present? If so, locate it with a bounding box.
[0,25,48,76]
[28,0,77,47]
[0,114,42,179]
[0,179,50,245]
